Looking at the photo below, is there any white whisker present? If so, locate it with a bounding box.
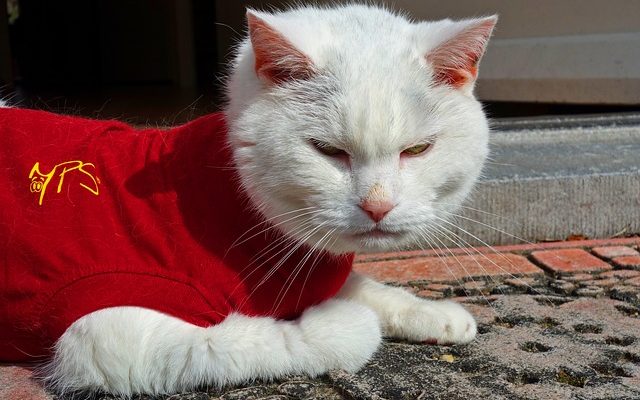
[438,208,534,245]
[295,230,342,310]
[432,215,552,305]
[273,227,337,314]
[228,218,319,298]
[412,226,470,297]
[225,207,321,256]
[430,223,502,313]
[239,222,329,312]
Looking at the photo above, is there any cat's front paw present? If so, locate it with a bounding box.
[300,299,382,373]
[387,300,476,345]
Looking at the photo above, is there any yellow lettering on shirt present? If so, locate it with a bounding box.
[29,161,100,205]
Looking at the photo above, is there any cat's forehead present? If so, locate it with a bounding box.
[331,79,438,157]
[269,6,441,139]
[265,6,423,68]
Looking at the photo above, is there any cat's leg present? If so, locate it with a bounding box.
[46,300,381,396]
[337,272,476,344]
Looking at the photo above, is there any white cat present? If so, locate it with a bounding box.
[3,4,496,396]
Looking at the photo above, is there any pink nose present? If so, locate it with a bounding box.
[359,200,395,223]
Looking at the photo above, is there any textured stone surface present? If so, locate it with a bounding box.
[563,273,595,282]
[601,269,640,279]
[580,278,619,288]
[415,289,445,299]
[0,367,51,400]
[627,277,640,288]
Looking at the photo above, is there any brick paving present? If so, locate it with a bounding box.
[592,246,640,259]
[613,256,640,270]
[2,237,640,400]
[530,249,613,274]
[352,253,541,284]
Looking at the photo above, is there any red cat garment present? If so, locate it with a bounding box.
[0,108,353,362]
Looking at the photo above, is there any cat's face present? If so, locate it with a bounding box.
[226,5,495,254]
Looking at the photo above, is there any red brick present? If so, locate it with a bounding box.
[612,256,640,270]
[354,237,640,263]
[353,253,542,284]
[592,246,640,259]
[531,249,612,274]
[0,366,50,400]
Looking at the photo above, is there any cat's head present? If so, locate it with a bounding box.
[225,5,496,254]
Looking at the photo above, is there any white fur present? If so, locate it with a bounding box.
[46,4,494,395]
[339,272,476,343]
[226,5,491,254]
[46,301,380,396]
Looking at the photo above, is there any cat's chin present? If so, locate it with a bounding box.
[336,229,413,254]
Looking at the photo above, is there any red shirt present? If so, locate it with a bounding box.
[0,108,353,362]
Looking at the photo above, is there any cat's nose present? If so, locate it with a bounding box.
[359,199,395,223]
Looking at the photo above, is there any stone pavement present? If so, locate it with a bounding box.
[2,237,640,400]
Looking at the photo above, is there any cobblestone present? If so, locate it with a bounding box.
[574,286,605,297]
[504,277,537,288]
[415,289,445,299]
[579,278,618,288]
[626,277,640,287]
[425,283,454,292]
[550,280,576,295]
[461,280,488,295]
[563,273,595,282]
[600,269,640,279]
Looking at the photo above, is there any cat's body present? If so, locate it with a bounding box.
[0,4,495,396]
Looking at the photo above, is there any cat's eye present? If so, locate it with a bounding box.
[402,143,432,156]
[309,139,348,157]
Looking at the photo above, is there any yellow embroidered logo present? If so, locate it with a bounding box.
[29,161,100,205]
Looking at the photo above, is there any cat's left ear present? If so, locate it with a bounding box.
[426,16,497,92]
[246,10,315,84]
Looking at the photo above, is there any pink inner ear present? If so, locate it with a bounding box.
[427,18,496,88]
[247,13,314,84]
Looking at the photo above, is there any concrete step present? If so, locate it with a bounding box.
[451,113,640,246]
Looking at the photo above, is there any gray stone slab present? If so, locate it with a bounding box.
[485,125,640,179]
[492,112,640,132]
[448,118,640,246]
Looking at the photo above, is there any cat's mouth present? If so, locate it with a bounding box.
[350,227,404,239]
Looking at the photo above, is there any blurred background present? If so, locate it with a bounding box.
[1,0,639,125]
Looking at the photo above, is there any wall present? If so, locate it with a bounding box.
[216,0,640,104]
